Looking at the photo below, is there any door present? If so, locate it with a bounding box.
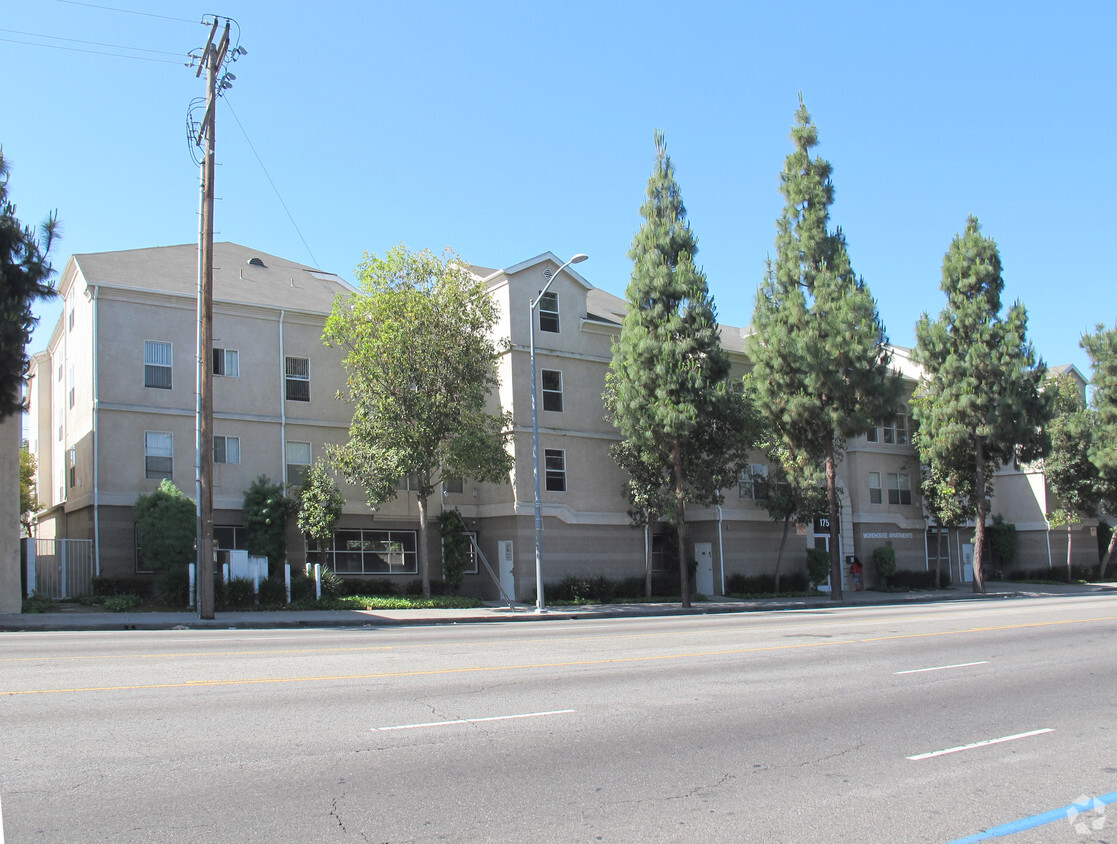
[961,543,974,583]
[498,540,515,602]
[813,535,832,592]
[694,542,714,596]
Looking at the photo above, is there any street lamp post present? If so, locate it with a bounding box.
[530,253,587,613]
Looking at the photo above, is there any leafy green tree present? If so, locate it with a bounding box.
[243,475,295,578]
[605,131,758,608]
[1044,375,1101,581]
[749,97,901,600]
[913,216,1049,594]
[871,545,897,588]
[19,445,38,537]
[134,479,196,604]
[297,461,344,554]
[1,149,59,420]
[438,508,470,594]
[324,244,513,598]
[1082,323,1117,577]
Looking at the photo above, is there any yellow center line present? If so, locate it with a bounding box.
[0,645,396,664]
[5,614,1114,696]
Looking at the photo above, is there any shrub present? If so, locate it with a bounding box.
[93,576,155,599]
[888,569,951,589]
[806,548,830,587]
[290,570,317,601]
[134,479,196,605]
[439,509,470,594]
[22,593,53,614]
[226,577,257,609]
[243,476,295,578]
[725,572,810,596]
[988,515,1017,571]
[341,577,397,597]
[319,566,345,598]
[257,577,288,607]
[872,546,897,587]
[103,594,142,612]
[404,577,447,596]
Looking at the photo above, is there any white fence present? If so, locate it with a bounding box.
[28,539,96,599]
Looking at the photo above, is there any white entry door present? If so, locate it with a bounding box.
[498,540,515,602]
[962,543,974,583]
[694,542,714,596]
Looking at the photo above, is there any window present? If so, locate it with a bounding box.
[866,426,879,443]
[541,369,563,412]
[309,529,418,575]
[144,431,173,479]
[927,527,950,570]
[882,412,909,445]
[213,348,239,377]
[544,448,566,491]
[443,476,464,494]
[396,473,421,491]
[441,530,479,575]
[214,526,249,550]
[868,472,882,504]
[68,365,75,408]
[285,356,310,401]
[144,340,172,389]
[68,298,75,331]
[214,435,241,464]
[738,464,769,500]
[887,472,912,505]
[68,446,76,488]
[286,440,311,486]
[538,292,559,333]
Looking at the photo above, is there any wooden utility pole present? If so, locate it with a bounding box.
[193,19,231,620]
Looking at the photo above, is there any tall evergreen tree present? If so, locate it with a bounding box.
[1082,323,1117,577]
[912,216,1048,594]
[749,97,900,600]
[1,149,59,420]
[605,131,756,608]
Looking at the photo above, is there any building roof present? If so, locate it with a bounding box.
[71,242,355,313]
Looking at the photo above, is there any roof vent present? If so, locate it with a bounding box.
[247,257,266,267]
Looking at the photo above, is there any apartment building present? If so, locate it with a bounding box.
[25,243,1097,602]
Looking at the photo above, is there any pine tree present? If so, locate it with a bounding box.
[605,131,756,608]
[749,97,900,600]
[913,216,1048,594]
[1082,323,1117,577]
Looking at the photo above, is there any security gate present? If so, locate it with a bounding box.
[28,539,95,599]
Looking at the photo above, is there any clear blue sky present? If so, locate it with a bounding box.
[6,0,1114,379]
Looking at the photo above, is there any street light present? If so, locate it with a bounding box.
[530,253,588,613]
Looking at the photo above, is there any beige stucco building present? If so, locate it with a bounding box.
[21,242,1099,605]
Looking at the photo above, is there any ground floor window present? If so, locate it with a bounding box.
[308,529,418,575]
[927,527,951,570]
[214,525,249,550]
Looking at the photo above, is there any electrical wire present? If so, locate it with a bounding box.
[1,36,186,64]
[0,27,185,56]
[224,97,322,270]
[54,0,201,25]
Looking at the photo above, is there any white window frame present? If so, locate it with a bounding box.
[544,448,566,492]
[868,471,882,504]
[739,463,769,500]
[144,430,173,480]
[286,440,311,486]
[144,340,173,389]
[887,472,912,505]
[541,369,563,412]
[213,348,240,377]
[68,365,75,408]
[538,291,560,333]
[214,435,241,464]
[285,356,310,401]
[882,412,909,445]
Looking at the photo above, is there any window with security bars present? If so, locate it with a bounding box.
[144,340,172,389]
[285,356,310,401]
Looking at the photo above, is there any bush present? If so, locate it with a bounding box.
[226,577,257,609]
[403,577,447,596]
[725,572,810,596]
[134,479,196,604]
[872,546,897,587]
[257,577,288,607]
[988,515,1017,571]
[341,577,398,597]
[888,569,951,589]
[22,593,53,614]
[93,576,155,599]
[806,548,830,587]
[103,594,142,612]
[319,566,345,598]
[290,570,317,602]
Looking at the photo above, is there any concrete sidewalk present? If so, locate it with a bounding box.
[2,581,1115,633]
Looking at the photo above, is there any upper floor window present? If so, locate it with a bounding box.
[286,440,311,486]
[213,348,239,377]
[541,369,563,412]
[443,476,464,494]
[739,464,769,500]
[68,365,75,408]
[68,446,76,488]
[882,412,909,445]
[868,471,882,504]
[144,340,172,389]
[285,356,310,401]
[214,435,241,464]
[887,472,912,505]
[538,292,559,333]
[544,448,566,491]
[144,431,173,480]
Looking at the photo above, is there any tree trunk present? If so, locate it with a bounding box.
[417,491,430,599]
[773,515,791,593]
[645,520,653,599]
[935,524,943,590]
[674,440,690,609]
[1099,529,1117,580]
[973,438,987,595]
[825,438,843,601]
[1066,524,1074,584]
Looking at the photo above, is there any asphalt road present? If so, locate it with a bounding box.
[2,595,1116,843]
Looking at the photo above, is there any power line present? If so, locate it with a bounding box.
[0,36,185,64]
[224,97,322,270]
[54,0,200,24]
[0,26,185,56]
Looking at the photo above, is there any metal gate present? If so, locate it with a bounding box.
[29,539,95,599]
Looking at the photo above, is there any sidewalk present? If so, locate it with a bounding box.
[2,581,1115,633]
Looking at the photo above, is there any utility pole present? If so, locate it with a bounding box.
[189,16,244,620]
